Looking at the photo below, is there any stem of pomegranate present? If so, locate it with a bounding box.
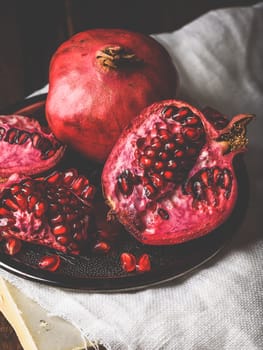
[96,46,143,69]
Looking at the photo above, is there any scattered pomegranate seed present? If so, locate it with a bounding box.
[93,241,111,254]
[136,253,151,272]
[4,237,22,255]
[38,255,61,272]
[120,252,136,272]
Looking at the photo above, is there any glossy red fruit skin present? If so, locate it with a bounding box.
[136,254,151,272]
[102,99,253,245]
[46,28,179,162]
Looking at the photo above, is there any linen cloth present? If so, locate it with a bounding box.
[1,3,263,349]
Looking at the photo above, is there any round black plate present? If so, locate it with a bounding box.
[0,95,248,292]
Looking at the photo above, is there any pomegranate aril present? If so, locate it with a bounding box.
[56,235,71,246]
[167,159,178,169]
[81,185,95,200]
[46,171,62,184]
[164,142,176,152]
[38,255,61,272]
[4,237,22,255]
[158,129,171,141]
[120,252,136,272]
[62,169,78,186]
[185,115,200,126]
[52,225,68,236]
[144,184,156,199]
[93,241,111,254]
[200,170,211,187]
[154,161,164,171]
[139,156,153,169]
[158,151,168,160]
[151,137,162,150]
[31,133,41,147]
[17,132,30,145]
[162,106,179,119]
[136,254,151,272]
[157,208,169,220]
[34,201,46,217]
[144,146,156,158]
[50,213,64,225]
[13,193,27,211]
[162,170,174,181]
[117,169,134,196]
[0,207,10,216]
[4,198,19,211]
[183,127,202,141]
[5,128,19,144]
[151,173,164,188]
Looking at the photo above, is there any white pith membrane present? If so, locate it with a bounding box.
[0,115,66,176]
[0,170,95,254]
[102,100,251,245]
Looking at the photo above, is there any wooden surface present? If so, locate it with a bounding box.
[0,312,23,350]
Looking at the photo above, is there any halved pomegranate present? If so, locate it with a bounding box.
[102,100,253,245]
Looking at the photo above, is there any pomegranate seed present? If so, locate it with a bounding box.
[81,185,95,199]
[144,184,156,199]
[93,241,111,254]
[151,173,164,188]
[144,146,156,158]
[52,225,68,236]
[151,137,162,150]
[120,252,136,272]
[56,235,71,245]
[162,106,178,119]
[162,170,174,181]
[0,207,10,216]
[164,142,176,152]
[5,238,22,255]
[62,169,78,186]
[34,201,46,217]
[167,159,178,169]
[200,170,210,187]
[136,254,151,272]
[4,198,19,211]
[38,255,61,272]
[10,184,21,195]
[139,156,153,169]
[46,171,62,184]
[154,161,164,171]
[185,115,200,125]
[158,128,171,141]
[117,169,134,196]
[158,151,168,160]
[184,127,202,141]
[50,213,64,225]
[12,193,27,211]
[28,195,38,212]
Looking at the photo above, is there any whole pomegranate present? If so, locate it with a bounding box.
[102,100,253,245]
[0,169,95,255]
[46,28,179,162]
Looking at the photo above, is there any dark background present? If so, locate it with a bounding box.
[0,1,261,349]
[0,0,261,110]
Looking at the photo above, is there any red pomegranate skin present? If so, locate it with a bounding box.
[46,28,179,162]
[102,100,253,245]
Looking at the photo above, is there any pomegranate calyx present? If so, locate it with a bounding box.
[96,46,143,70]
[216,114,254,154]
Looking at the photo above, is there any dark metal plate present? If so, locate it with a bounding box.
[0,95,248,292]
